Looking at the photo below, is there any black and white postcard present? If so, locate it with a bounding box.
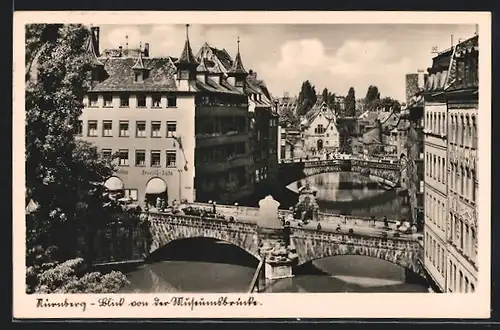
[13,11,492,319]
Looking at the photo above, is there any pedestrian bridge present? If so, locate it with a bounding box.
[278,158,403,188]
[84,209,424,280]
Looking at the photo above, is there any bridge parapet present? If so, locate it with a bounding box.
[291,227,424,277]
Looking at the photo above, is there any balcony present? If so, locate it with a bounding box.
[196,131,249,148]
[196,154,249,173]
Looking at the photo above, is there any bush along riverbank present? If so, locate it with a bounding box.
[26,245,129,294]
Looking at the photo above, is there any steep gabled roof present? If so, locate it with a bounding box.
[90,57,178,92]
[176,27,198,66]
[132,51,146,70]
[446,35,479,91]
[85,31,104,66]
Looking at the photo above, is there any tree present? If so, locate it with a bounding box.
[345,87,356,117]
[321,88,329,103]
[296,80,317,117]
[25,24,116,255]
[379,97,402,113]
[364,85,381,110]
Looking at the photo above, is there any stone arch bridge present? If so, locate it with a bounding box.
[84,211,425,280]
[279,158,403,188]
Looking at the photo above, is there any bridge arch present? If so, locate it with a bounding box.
[147,217,260,260]
[291,234,425,278]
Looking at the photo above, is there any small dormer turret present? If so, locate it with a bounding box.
[132,45,150,82]
[227,37,247,92]
[174,24,199,91]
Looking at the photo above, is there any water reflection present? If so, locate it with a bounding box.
[118,238,427,293]
[287,172,410,219]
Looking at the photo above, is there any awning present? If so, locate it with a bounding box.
[104,176,124,191]
[145,178,167,194]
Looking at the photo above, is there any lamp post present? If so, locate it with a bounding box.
[212,201,217,214]
[234,202,239,219]
[177,168,183,201]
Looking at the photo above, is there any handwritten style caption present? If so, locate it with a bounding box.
[36,296,262,312]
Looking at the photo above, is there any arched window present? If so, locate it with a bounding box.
[455,115,459,144]
[460,166,465,195]
[461,115,466,146]
[449,260,453,290]
[465,168,470,200]
[467,116,472,148]
[437,157,441,182]
[472,170,476,202]
[438,114,441,135]
[471,283,475,293]
[459,271,464,292]
[465,277,469,293]
[471,227,476,261]
[472,116,477,149]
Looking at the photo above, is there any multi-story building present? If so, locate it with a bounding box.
[80,26,264,206]
[301,100,340,155]
[445,35,478,293]
[422,46,453,292]
[196,42,279,195]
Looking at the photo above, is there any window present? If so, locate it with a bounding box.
[102,149,112,158]
[135,150,146,167]
[102,120,113,137]
[152,95,162,108]
[137,94,146,108]
[167,121,177,137]
[167,96,177,107]
[124,189,138,201]
[166,151,177,167]
[179,70,189,80]
[103,94,113,107]
[120,94,130,107]
[151,150,161,167]
[88,94,98,107]
[420,180,424,193]
[136,121,146,137]
[75,120,83,136]
[472,171,476,202]
[87,120,98,137]
[151,121,161,138]
[119,121,129,137]
[118,149,129,166]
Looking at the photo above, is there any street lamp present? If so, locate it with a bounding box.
[234,202,239,219]
[177,168,183,202]
[212,201,217,214]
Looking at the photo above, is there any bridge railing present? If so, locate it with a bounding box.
[146,211,258,232]
[291,227,421,249]
[188,202,410,228]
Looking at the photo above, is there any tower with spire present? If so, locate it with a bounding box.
[227,37,248,91]
[175,24,199,91]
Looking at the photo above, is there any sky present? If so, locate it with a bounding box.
[98,24,477,102]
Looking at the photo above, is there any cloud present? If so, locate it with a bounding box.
[259,38,413,101]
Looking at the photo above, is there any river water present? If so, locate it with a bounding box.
[119,172,426,293]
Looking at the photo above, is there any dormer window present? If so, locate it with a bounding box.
[179,70,189,80]
[134,72,142,82]
[235,78,244,87]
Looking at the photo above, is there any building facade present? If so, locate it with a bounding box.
[422,46,453,291]
[80,26,272,206]
[445,35,478,293]
[422,34,479,293]
[301,100,340,154]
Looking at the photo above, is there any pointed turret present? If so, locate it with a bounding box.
[132,43,150,82]
[175,24,198,91]
[86,27,105,85]
[227,37,247,91]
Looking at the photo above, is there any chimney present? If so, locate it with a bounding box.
[475,24,479,36]
[118,45,123,57]
[91,27,100,56]
[417,69,425,89]
[144,43,150,57]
